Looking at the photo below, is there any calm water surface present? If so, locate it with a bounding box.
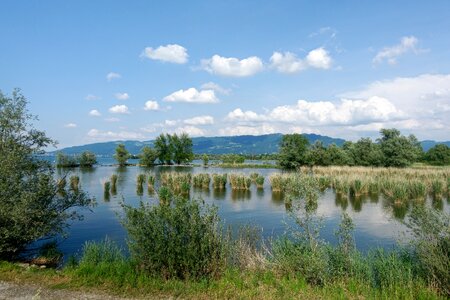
[53,164,449,258]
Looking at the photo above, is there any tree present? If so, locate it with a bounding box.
[0,89,92,258]
[378,128,421,167]
[278,134,309,169]
[424,144,450,166]
[202,154,209,166]
[349,138,384,166]
[221,154,245,164]
[79,151,97,167]
[140,146,158,166]
[154,133,172,164]
[306,140,329,166]
[325,144,350,166]
[170,133,194,165]
[114,144,129,166]
[56,152,78,167]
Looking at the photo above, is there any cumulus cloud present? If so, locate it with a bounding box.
[85,94,101,101]
[109,105,130,114]
[87,129,144,141]
[373,36,419,65]
[163,88,219,103]
[106,72,121,81]
[89,109,101,117]
[226,108,267,122]
[64,123,77,128]
[200,82,231,95]
[144,100,160,111]
[172,126,206,136]
[270,47,332,73]
[201,55,264,77]
[219,124,276,136]
[184,115,214,125]
[141,44,188,64]
[114,93,129,100]
[305,48,332,69]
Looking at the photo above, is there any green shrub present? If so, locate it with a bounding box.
[121,197,226,279]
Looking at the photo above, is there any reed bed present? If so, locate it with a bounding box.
[255,175,264,189]
[110,174,118,195]
[147,175,155,193]
[250,172,259,183]
[212,173,227,189]
[300,166,450,204]
[192,173,211,189]
[229,174,252,190]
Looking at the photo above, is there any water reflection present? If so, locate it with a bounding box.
[231,190,251,201]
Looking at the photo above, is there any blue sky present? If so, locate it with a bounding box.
[1,0,450,148]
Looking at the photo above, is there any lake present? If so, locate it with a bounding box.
[51,163,449,259]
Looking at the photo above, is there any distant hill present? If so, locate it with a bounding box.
[51,133,345,156]
[49,134,450,156]
[419,140,450,152]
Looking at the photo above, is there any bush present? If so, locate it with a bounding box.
[121,196,226,279]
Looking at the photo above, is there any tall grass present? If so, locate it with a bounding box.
[212,173,227,189]
[229,174,252,190]
[192,173,211,189]
[110,174,118,195]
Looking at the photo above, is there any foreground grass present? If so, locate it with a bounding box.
[0,261,443,299]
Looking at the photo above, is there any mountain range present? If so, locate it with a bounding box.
[50,133,449,156]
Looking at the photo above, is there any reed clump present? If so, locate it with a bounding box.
[110,174,118,195]
[192,173,211,189]
[250,172,259,183]
[69,175,80,191]
[57,177,66,193]
[160,172,191,195]
[255,175,264,189]
[147,175,155,193]
[212,173,227,189]
[229,174,252,190]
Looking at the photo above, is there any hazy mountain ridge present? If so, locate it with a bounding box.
[50,134,449,156]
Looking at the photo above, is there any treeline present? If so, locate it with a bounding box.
[56,151,97,167]
[112,133,194,166]
[279,128,450,169]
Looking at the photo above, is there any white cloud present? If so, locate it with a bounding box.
[201,55,264,77]
[64,123,77,128]
[87,129,144,141]
[270,47,332,73]
[373,36,419,65]
[226,108,267,122]
[85,94,101,101]
[270,52,306,73]
[305,47,332,69]
[163,88,219,103]
[89,109,101,117]
[219,124,276,136]
[164,120,179,127]
[114,93,129,100]
[184,115,214,125]
[200,82,231,95]
[173,126,206,137]
[144,100,160,111]
[141,44,188,64]
[106,72,121,81]
[109,105,130,114]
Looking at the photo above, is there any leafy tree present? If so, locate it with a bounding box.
[79,151,97,167]
[349,138,384,167]
[306,141,329,166]
[202,154,209,166]
[278,134,309,169]
[56,152,78,167]
[114,144,129,166]
[154,133,172,164]
[325,144,350,166]
[378,129,421,167]
[169,133,194,165]
[424,144,450,166]
[139,146,158,166]
[0,89,92,258]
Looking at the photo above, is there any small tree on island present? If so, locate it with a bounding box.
[154,133,172,164]
[114,144,129,166]
[140,146,158,166]
[0,89,93,259]
[79,151,97,167]
[202,154,209,166]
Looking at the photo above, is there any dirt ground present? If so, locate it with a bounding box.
[0,281,130,300]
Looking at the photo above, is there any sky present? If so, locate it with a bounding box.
[1,0,450,148]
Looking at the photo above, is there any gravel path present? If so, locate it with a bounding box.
[0,281,129,300]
